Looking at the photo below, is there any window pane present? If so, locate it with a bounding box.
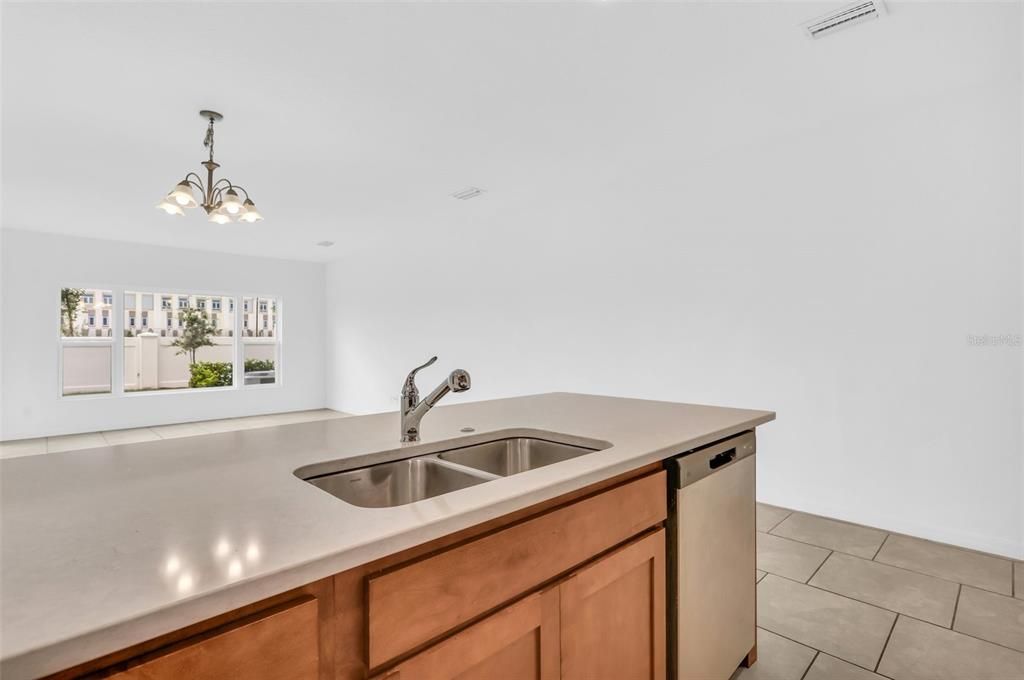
[124,291,235,392]
[243,297,279,385]
[61,287,113,338]
[60,287,113,396]
[62,344,112,396]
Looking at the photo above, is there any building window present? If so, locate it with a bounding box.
[59,287,113,396]
[103,293,113,305]
[129,312,136,327]
[212,298,221,311]
[162,296,172,309]
[197,298,206,310]
[242,297,280,386]
[178,296,189,308]
[141,311,149,328]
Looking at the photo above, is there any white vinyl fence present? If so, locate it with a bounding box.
[61,334,275,394]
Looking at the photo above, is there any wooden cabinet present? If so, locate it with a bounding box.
[106,597,319,680]
[374,529,666,680]
[367,471,666,668]
[560,529,666,680]
[372,588,560,680]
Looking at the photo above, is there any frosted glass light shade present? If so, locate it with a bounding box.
[169,181,198,208]
[156,196,184,216]
[238,200,263,223]
[221,189,244,215]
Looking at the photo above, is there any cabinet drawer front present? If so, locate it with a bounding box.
[108,597,319,680]
[368,471,666,668]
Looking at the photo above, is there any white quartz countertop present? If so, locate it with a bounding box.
[0,393,774,679]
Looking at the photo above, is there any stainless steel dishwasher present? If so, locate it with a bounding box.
[666,430,757,680]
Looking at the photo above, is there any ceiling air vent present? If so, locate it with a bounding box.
[802,0,885,39]
[450,186,485,200]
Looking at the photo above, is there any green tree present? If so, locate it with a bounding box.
[172,308,216,364]
[60,288,85,337]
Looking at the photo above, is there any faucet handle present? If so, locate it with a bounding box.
[404,356,438,390]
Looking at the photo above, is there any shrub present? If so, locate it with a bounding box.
[189,361,233,388]
[244,359,275,372]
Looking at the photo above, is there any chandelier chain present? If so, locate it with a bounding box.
[203,118,215,163]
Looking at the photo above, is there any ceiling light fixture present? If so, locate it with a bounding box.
[157,110,264,224]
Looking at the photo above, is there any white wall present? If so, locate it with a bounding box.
[326,6,1023,558]
[1,229,326,439]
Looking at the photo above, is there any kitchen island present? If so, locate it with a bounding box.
[0,393,774,679]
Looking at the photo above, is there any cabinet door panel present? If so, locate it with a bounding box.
[375,587,559,680]
[560,529,666,680]
[107,597,319,680]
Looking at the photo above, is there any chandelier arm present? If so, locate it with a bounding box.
[210,178,233,202]
[211,180,250,204]
[184,174,208,203]
[226,184,251,201]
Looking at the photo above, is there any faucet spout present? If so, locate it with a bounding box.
[400,360,471,442]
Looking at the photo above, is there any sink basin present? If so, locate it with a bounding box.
[298,432,611,508]
[438,438,597,476]
[307,458,491,508]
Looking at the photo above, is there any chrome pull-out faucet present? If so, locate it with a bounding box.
[401,356,471,442]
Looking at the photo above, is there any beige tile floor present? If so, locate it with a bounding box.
[0,409,350,459]
[737,504,1024,680]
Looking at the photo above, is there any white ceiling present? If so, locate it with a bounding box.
[2,1,1018,262]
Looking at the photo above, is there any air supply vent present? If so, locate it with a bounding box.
[802,0,885,39]
[450,186,485,200]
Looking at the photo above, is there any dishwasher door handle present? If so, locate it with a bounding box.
[709,450,736,470]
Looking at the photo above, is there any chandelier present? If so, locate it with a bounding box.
[156,110,263,224]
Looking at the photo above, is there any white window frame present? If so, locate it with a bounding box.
[58,286,283,399]
[240,295,282,389]
[58,286,117,399]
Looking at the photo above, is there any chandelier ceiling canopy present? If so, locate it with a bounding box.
[156,110,263,224]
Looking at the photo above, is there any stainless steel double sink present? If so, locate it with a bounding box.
[301,436,607,508]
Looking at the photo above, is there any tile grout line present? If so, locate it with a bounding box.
[762,573,1024,656]
[811,535,1012,598]
[760,529,878,559]
[764,509,792,533]
[764,505,1016,563]
[950,583,962,630]
[798,650,819,680]
[874,614,899,673]
[804,550,833,584]
[871,532,890,561]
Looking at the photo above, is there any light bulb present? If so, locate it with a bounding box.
[156,196,184,216]
[169,181,197,209]
[221,189,244,215]
[209,211,233,225]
